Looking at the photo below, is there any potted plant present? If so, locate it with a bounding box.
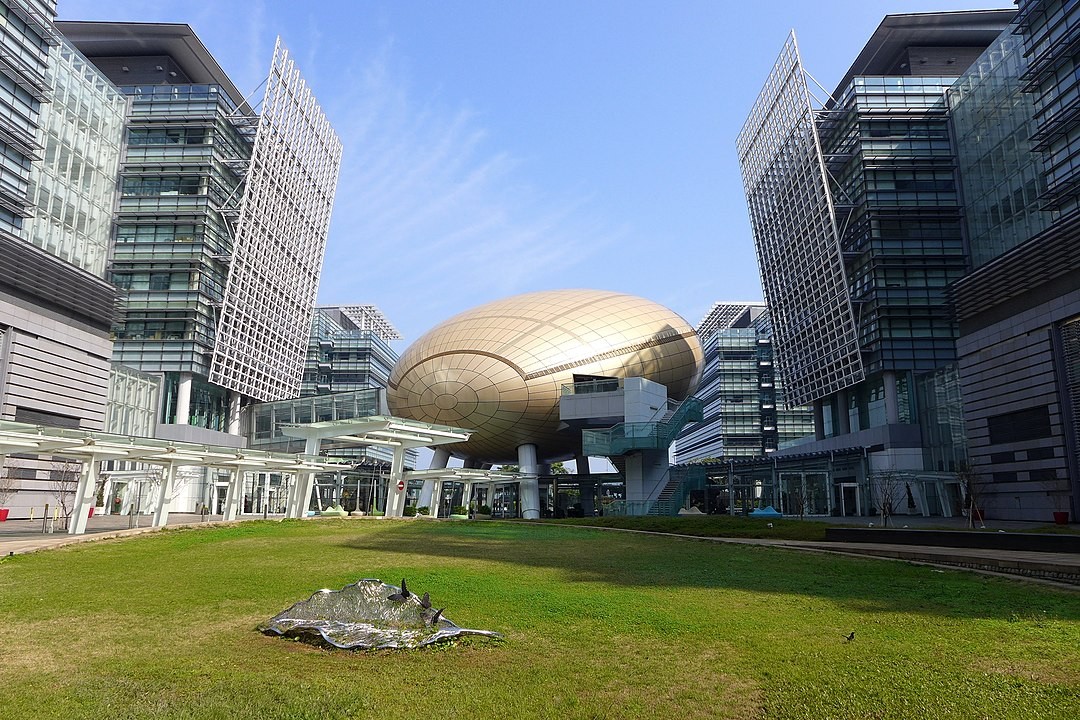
[416,506,432,518]
[1049,487,1070,525]
[450,505,469,520]
[403,505,417,517]
[474,504,492,520]
[93,479,107,517]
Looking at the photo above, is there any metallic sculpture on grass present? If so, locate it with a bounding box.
[261,578,501,649]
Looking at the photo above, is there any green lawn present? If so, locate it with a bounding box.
[0,519,1077,719]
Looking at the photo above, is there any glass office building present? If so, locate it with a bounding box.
[58,22,342,440]
[675,303,813,464]
[736,11,1013,517]
[302,306,401,397]
[0,3,125,517]
[949,0,1080,520]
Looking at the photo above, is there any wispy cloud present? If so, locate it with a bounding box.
[56,0,625,342]
[318,38,623,339]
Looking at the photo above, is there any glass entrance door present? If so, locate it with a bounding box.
[834,482,861,516]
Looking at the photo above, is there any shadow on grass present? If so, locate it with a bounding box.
[340,520,1080,622]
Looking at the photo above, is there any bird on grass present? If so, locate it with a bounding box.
[430,608,445,626]
[387,578,412,603]
[844,631,855,642]
[419,592,431,609]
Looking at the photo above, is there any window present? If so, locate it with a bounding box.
[987,405,1052,444]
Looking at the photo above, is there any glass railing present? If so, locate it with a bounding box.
[581,396,703,456]
[560,377,623,395]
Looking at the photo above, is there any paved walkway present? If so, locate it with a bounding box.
[1,512,1077,589]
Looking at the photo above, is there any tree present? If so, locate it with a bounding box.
[498,464,519,472]
[550,461,569,475]
[49,459,82,530]
[870,468,903,528]
[0,459,18,508]
[956,462,985,529]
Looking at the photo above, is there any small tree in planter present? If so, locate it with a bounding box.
[870,468,903,528]
[474,504,492,519]
[0,460,18,520]
[956,462,986,528]
[49,459,82,530]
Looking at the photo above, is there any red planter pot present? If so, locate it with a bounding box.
[1053,511,1069,525]
[0,508,9,522]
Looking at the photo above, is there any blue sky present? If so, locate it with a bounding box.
[59,0,1014,346]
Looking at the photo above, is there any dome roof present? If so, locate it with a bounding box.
[387,289,703,463]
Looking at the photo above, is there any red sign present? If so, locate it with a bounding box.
[396,479,405,492]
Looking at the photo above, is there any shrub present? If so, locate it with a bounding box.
[403,506,417,517]
[370,509,385,517]
[452,505,468,516]
[417,506,430,515]
[477,504,492,515]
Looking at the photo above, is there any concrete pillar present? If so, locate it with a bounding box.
[883,371,900,424]
[429,448,450,470]
[289,437,321,519]
[517,443,540,519]
[837,390,851,435]
[418,477,437,511]
[580,480,596,517]
[227,392,242,435]
[69,457,100,535]
[175,372,193,425]
[384,446,407,517]
[223,469,242,521]
[152,462,178,528]
[813,400,826,440]
[575,454,590,476]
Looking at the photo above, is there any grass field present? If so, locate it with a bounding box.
[0,519,1078,719]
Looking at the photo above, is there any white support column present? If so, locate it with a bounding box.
[517,443,540,520]
[227,392,242,435]
[223,469,242,521]
[429,448,450,470]
[384,446,407,517]
[463,481,474,512]
[419,450,449,511]
[431,479,444,518]
[69,457,100,535]
[153,463,178,528]
[289,438,321,519]
[175,373,193,425]
[418,477,437,510]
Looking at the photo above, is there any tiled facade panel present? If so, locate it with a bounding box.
[956,288,1080,519]
[0,297,111,429]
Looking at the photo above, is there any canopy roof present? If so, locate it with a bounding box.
[0,420,350,473]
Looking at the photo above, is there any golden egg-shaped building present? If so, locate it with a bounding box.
[386,289,703,463]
